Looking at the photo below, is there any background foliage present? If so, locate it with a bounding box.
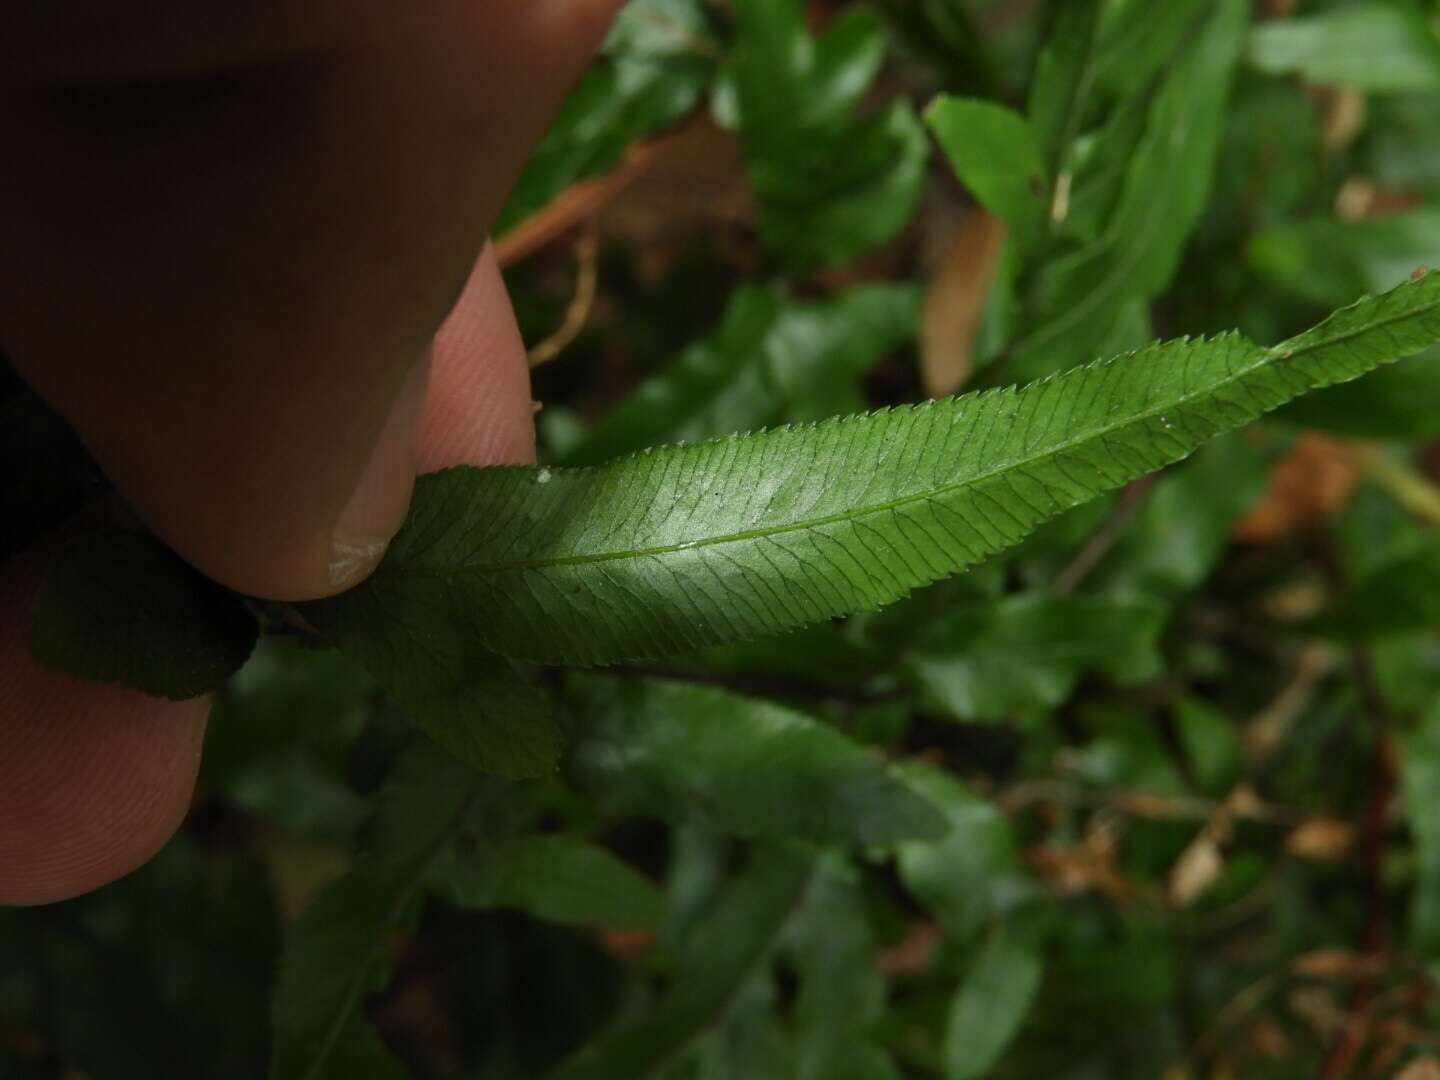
[9,0,1440,1077]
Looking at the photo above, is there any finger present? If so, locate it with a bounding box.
[0,548,207,907]
[0,0,619,602]
[419,245,538,472]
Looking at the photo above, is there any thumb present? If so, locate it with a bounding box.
[0,0,619,601]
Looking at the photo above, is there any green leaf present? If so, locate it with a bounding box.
[496,0,716,232]
[313,274,1440,671]
[943,927,1044,1080]
[547,845,814,1080]
[304,579,560,780]
[902,591,1166,722]
[1174,697,1243,796]
[564,282,920,466]
[1248,2,1440,94]
[1249,210,1440,307]
[1090,0,1211,98]
[928,98,1048,250]
[1320,533,1440,641]
[1026,0,1103,185]
[1281,350,1440,441]
[564,677,946,847]
[896,763,1033,941]
[1085,434,1269,600]
[30,529,256,700]
[785,857,891,1080]
[1014,0,1248,376]
[1401,699,1440,956]
[437,834,665,931]
[730,0,927,271]
[204,639,375,841]
[270,743,484,1080]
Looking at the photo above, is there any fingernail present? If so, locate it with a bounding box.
[329,352,432,590]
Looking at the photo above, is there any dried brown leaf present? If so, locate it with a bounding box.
[920,211,1006,397]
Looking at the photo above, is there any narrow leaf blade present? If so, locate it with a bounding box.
[565,678,946,848]
[322,274,1440,669]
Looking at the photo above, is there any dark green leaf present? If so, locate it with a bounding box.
[565,677,946,847]
[785,857,892,1080]
[1174,697,1244,796]
[437,834,665,931]
[943,927,1044,1080]
[270,743,484,1080]
[903,592,1166,721]
[30,529,256,700]
[1090,0,1210,98]
[1281,350,1440,441]
[547,845,814,1080]
[1321,532,1440,641]
[730,0,927,271]
[203,639,375,841]
[1401,700,1440,956]
[1026,0,1102,184]
[303,582,560,780]
[1014,0,1247,376]
[317,274,1440,670]
[896,763,1034,941]
[564,282,920,466]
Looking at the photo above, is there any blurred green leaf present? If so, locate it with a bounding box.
[1248,1,1440,94]
[1282,349,1440,440]
[564,282,920,466]
[1174,697,1244,796]
[1026,0,1103,185]
[548,845,813,1080]
[897,763,1034,941]
[1249,210,1440,307]
[204,639,375,840]
[436,834,665,931]
[730,0,927,270]
[30,529,256,700]
[928,98,1048,250]
[1402,699,1440,957]
[1015,0,1248,376]
[565,677,946,847]
[1090,435,1270,600]
[305,581,559,780]
[786,857,896,1080]
[903,592,1167,722]
[1091,0,1211,99]
[1321,532,1440,640]
[270,743,487,1080]
[943,927,1044,1080]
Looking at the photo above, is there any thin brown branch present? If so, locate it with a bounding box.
[528,222,600,369]
[1052,475,1159,596]
[494,123,694,270]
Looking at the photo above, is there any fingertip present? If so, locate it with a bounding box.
[0,552,207,907]
[420,246,538,471]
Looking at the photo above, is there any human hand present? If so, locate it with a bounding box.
[0,0,621,904]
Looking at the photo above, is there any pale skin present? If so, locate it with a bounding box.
[0,1,623,905]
